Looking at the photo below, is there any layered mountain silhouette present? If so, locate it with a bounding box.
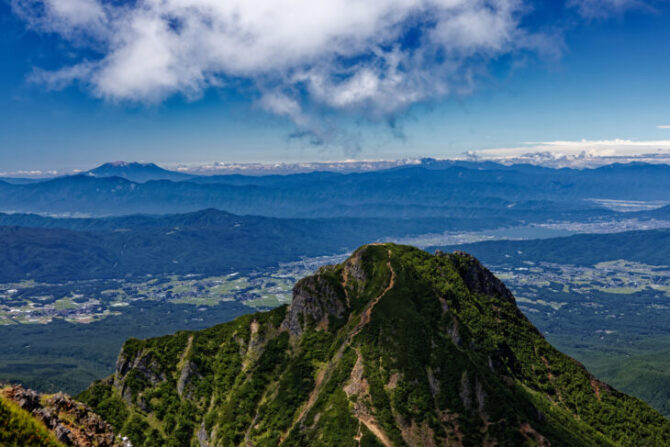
[0,209,472,282]
[3,161,670,218]
[78,244,670,446]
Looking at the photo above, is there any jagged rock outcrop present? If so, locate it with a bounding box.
[449,250,517,303]
[281,268,347,336]
[1,384,127,447]
[114,346,167,406]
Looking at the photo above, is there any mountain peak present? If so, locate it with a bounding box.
[104,161,154,168]
[283,243,397,337]
[89,161,160,173]
[85,162,193,183]
[80,243,670,446]
[284,244,518,338]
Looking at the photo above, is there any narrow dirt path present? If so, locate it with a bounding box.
[358,415,394,447]
[347,349,394,447]
[280,248,396,445]
[348,249,395,343]
[177,335,194,369]
[590,378,602,401]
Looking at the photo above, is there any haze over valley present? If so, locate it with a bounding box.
[1,160,670,424]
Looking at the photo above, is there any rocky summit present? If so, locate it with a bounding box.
[78,243,670,446]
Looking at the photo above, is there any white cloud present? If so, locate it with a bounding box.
[568,0,649,18]
[469,139,670,167]
[44,0,104,26]
[29,62,96,90]
[478,139,670,156]
[12,0,556,138]
[658,125,670,129]
[13,0,107,37]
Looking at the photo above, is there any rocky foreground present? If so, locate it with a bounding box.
[1,384,129,447]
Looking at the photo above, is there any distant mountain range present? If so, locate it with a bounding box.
[4,161,670,221]
[5,202,670,283]
[9,151,670,181]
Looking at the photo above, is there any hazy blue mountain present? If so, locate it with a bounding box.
[0,177,43,185]
[83,161,195,183]
[0,209,496,282]
[1,162,662,218]
[429,228,670,267]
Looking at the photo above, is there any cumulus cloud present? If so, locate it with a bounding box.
[13,0,561,139]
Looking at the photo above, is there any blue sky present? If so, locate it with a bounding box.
[1,0,669,172]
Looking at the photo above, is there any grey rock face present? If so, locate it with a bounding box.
[115,350,166,404]
[177,360,202,398]
[453,250,516,303]
[197,422,210,447]
[14,386,40,412]
[55,424,73,444]
[282,269,347,336]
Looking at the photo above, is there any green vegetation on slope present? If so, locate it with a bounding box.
[554,334,670,418]
[0,393,64,447]
[0,300,250,395]
[434,232,670,417]
[79,244,670,446]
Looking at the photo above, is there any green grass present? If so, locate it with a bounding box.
[0,393,64,447]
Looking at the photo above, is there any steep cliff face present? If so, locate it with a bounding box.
[449,250,517,304]
[281,268,349,336]
[80,244,670,446]
[1,384,125,447]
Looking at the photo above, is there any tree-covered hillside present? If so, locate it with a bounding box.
[80,244,670,446]
[430,228,670,267]
[0,209,477,282]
